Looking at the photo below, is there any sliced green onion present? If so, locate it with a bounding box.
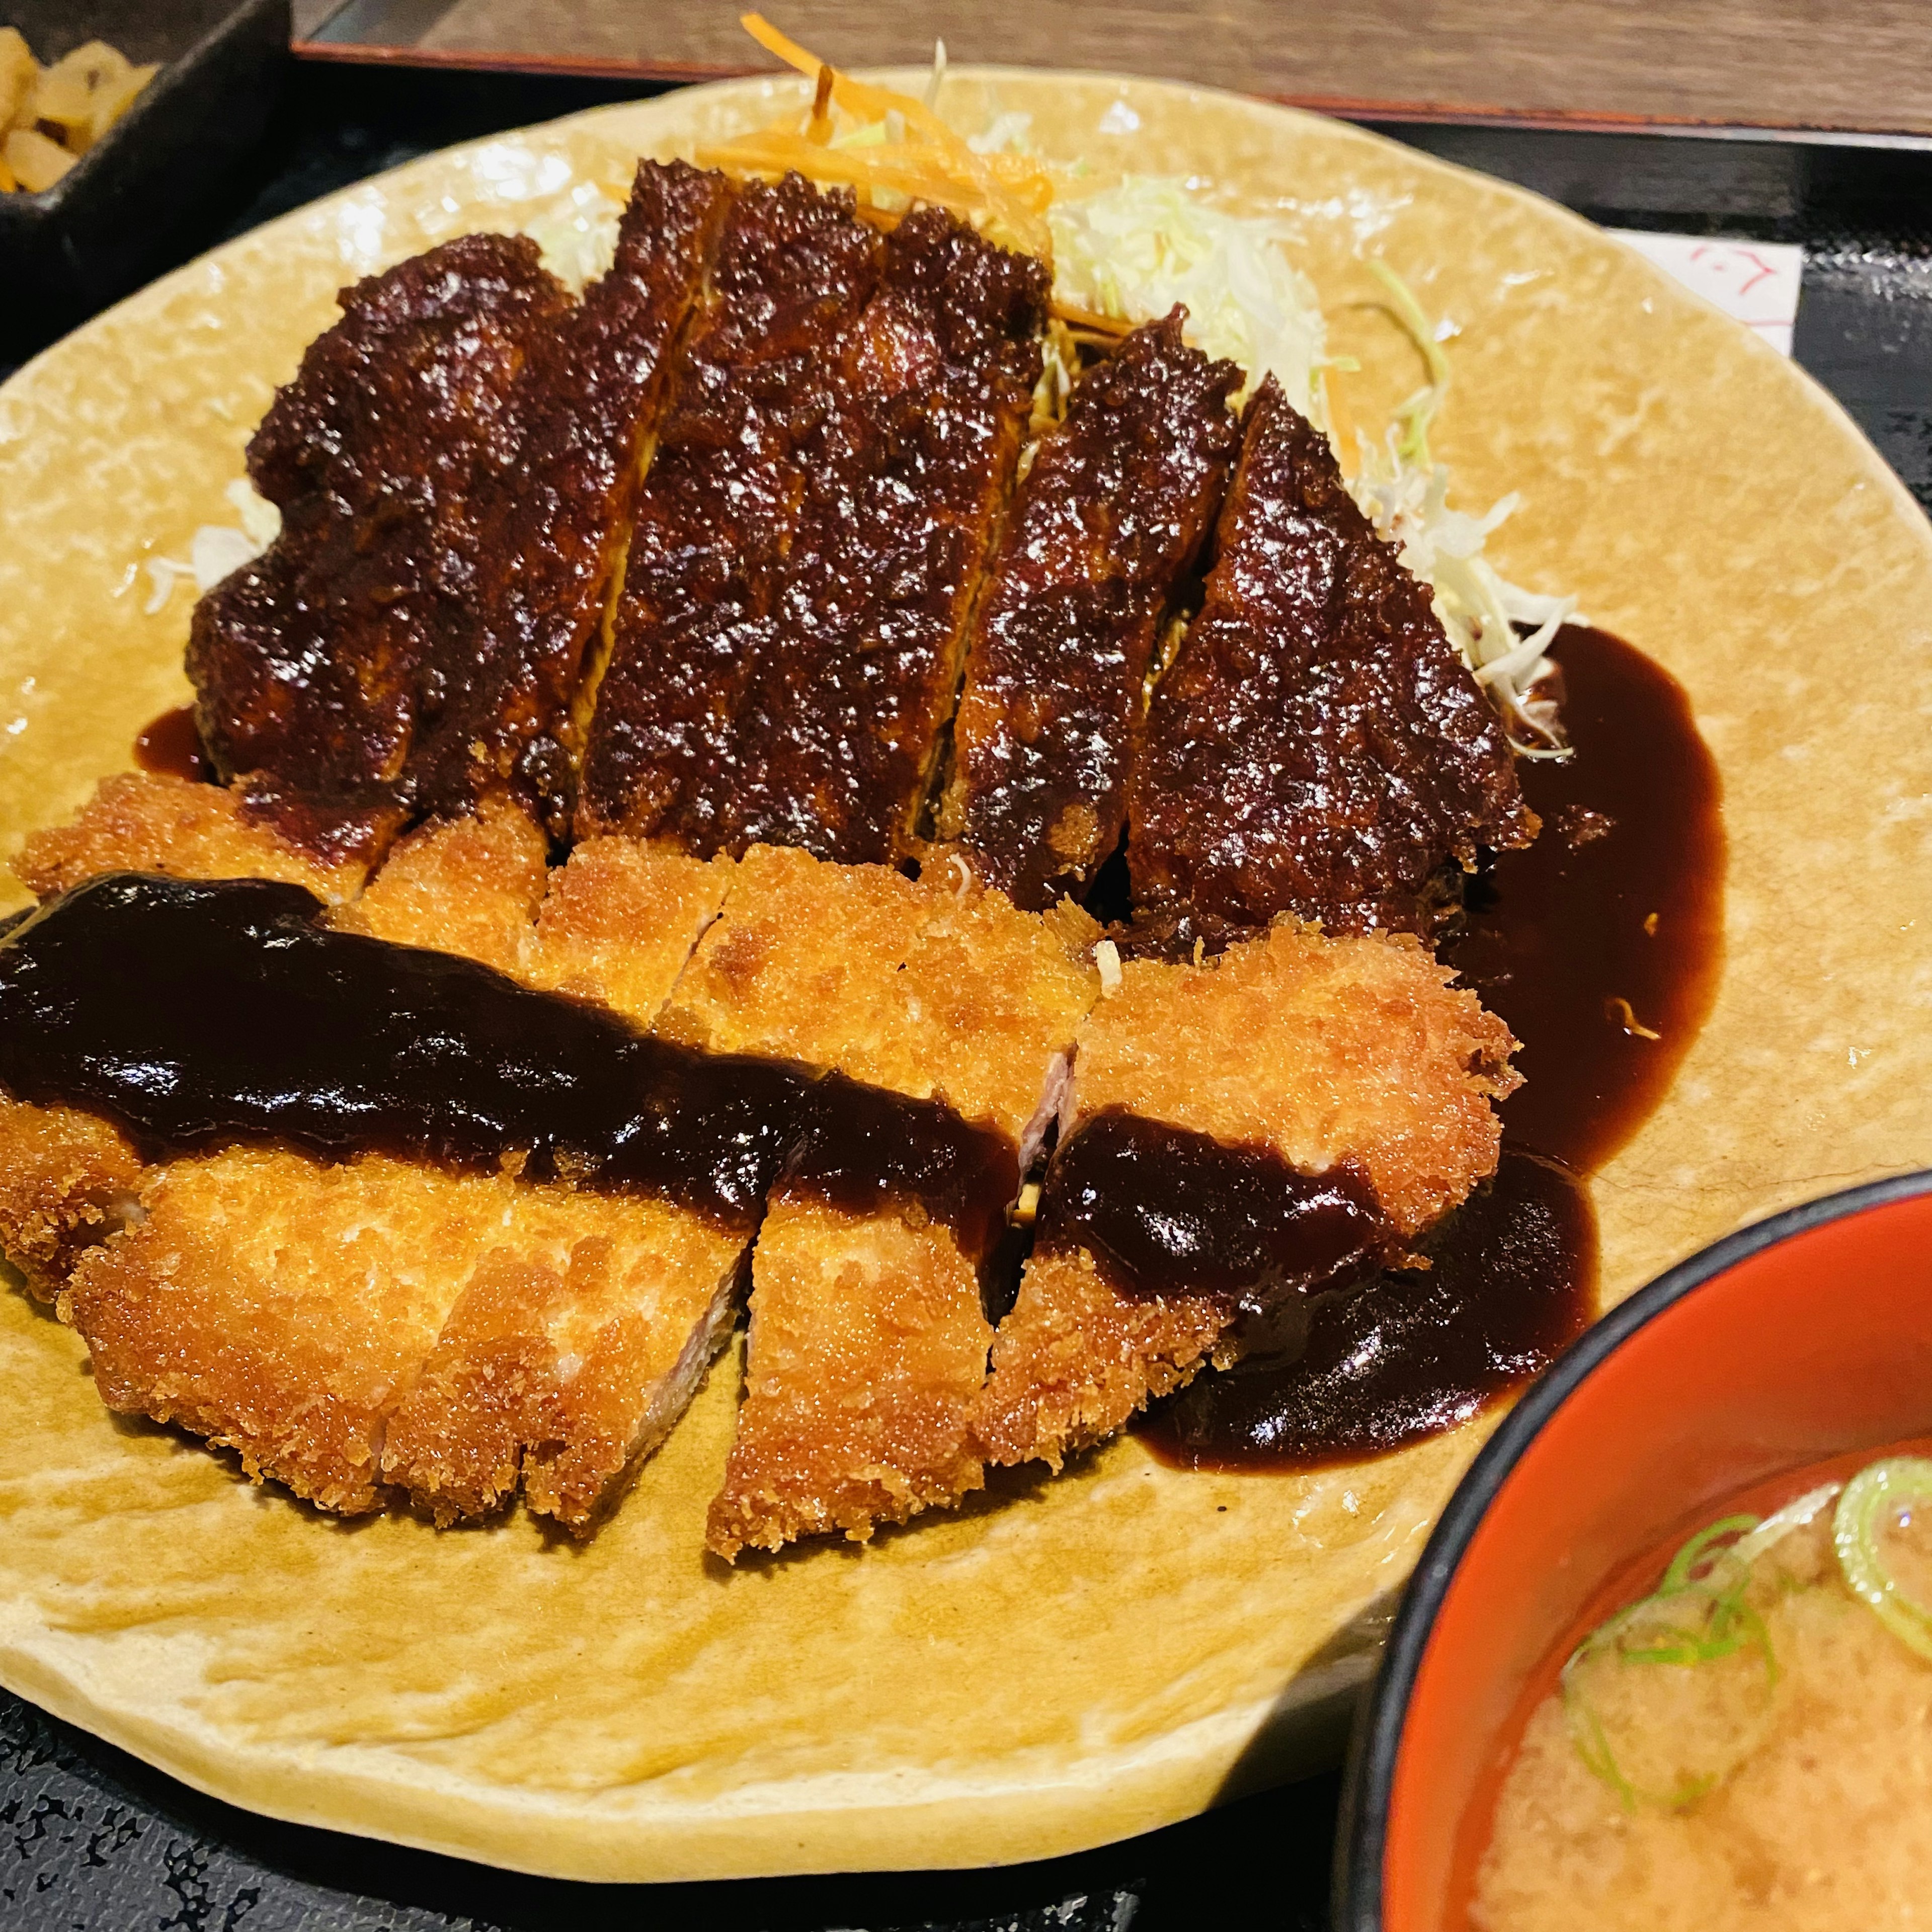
[1833,1457,1932,1660]
[1659,1514,1759,1596]
[1562,1513,1780,1808]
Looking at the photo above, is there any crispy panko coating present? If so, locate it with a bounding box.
[328,799,550,973]
[976,921,1517,1469]
[691,847,1099,1557]
[526,837,734,1029]
[13,771,369,903]
[57,1148,735,1520]
[705,1198,994,1559]
[0,1100,145,1299]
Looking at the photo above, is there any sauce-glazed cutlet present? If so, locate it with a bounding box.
[1129,377,1534,938]
[406,160,732,832]
[576,176,882,852]
[976,922,1518,1470]
[717,208,1049,864]
[941,309,1242,909]
[190,163,728,844]
[658,847,1097,1558]
[187,233,571,819]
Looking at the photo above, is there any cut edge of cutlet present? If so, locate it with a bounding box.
[688,848,1102,1560]
[975,918,1519,1472]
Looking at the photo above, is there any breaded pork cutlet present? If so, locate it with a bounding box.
[942,309,1243,908]
[976,921,1518,1470]
[327,812,746,1526]
[406,161,732,832]
[187,233,571,823]
[1129,377,1534,938]
[1,793,744,1531]
[714,208,1049,864]
[576,176,881,851]
[658,846,1098,1558]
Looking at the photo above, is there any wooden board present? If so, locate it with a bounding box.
[293,0,1932,137]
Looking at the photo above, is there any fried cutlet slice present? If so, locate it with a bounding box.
[714,208,1049,865]
[941,309,1242,909]
[1129,377,1534,937]
[407,160,733,831]
[976,921,1518,1469]
[321,813,742,1525]
[575,176,883,851]
[677,848,1100,1558]
[55,1147,740,1519]
[328,798,551,974]
[188,234,572,812]
[12,771,374,903]
[525,836,735,1029]
[0,1100,144,1300]
[378,1189,747,1529]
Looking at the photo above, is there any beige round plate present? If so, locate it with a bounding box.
[2,69,1930,1885]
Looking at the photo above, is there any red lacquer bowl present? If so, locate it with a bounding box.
[1332,1170,1932,1931]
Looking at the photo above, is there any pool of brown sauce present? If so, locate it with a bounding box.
[1140,625,1725,1472]
[133,704,211,784]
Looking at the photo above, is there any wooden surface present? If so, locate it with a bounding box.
[293,0,1932,135]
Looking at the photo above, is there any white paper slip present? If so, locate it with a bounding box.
[1610,231,1805,356]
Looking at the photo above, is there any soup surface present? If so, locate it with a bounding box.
[1475,1443,1932,1929]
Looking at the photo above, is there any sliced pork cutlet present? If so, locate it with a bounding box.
[575,176,883,851]
[714,208,1050,865]
[1129,377,1534,939]
[405,160,732,833]
[660,847,1099,1559]
[187,233,572,829]
[977,921,1518,1470]
[0,813,742,1527]
[941,309,1241,909]
[315,810,746,1527]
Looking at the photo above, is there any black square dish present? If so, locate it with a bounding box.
[1,0,289,356]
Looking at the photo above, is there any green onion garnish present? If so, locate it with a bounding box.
[1833,1457,1932,1660]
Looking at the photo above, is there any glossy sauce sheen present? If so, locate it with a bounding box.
[0,874,1017,1253]
[132,706,212,784]
[1038,1107,1398,1301]
[1143,626,1722,1470]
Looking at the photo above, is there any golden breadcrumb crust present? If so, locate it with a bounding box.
[13,771,370,903]
[0,1100,146,1300]
[527,836,734,1028]
[973,1244,1230,1470]
[328,799,550,972]
[707,1194,993,1559]
[694,850,1100,1557]
[977,921,1517,1470]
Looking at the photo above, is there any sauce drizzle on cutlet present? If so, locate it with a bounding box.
[0,873,1023,1253]
[1142,625,1723,1472]
[1036,1107,1398,1304]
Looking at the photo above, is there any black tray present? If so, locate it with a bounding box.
[0,0,289,355]
[3,59,1930,1932]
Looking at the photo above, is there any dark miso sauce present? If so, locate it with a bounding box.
[0,873,1018,1256]
[133,706,211,784]
[1142,626,1724,1472]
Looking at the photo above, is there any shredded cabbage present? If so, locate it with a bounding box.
[142,478,280,611]
[1044,179,1577,752]
[1049,178,1328,425]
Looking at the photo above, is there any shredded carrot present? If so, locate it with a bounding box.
[1049,298,1131,337]
[720,14,1055,261]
